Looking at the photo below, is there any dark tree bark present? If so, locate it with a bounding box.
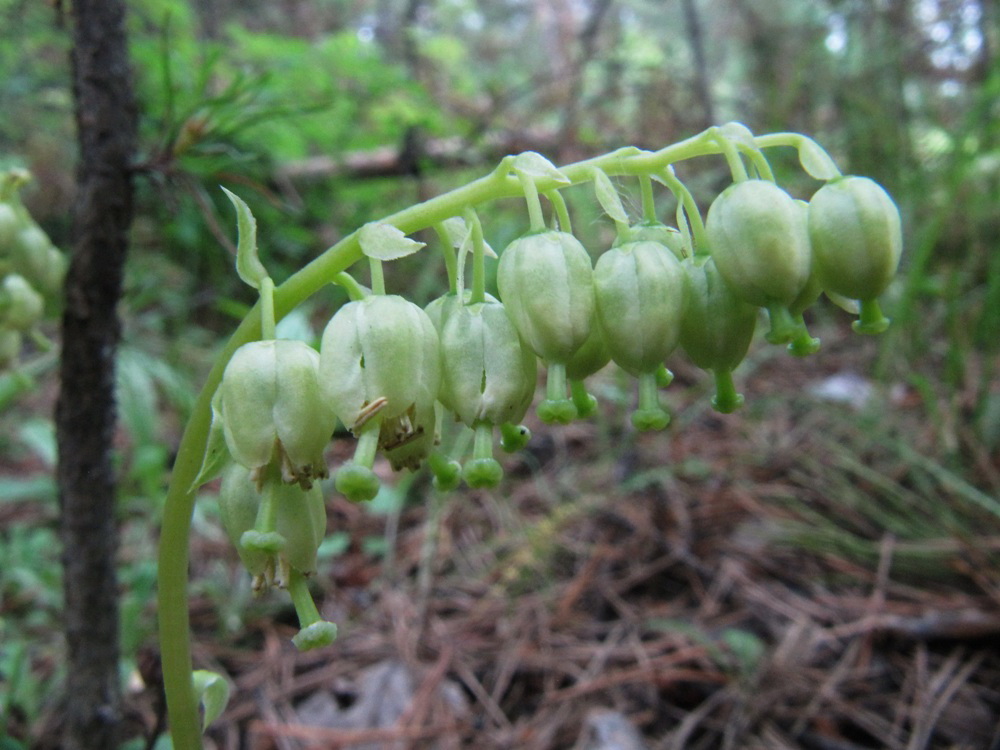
[56,0,137,747]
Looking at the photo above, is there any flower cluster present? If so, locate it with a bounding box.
[0,168,67,369]
[199,127,903,651]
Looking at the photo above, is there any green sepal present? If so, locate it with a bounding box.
[191,670,231,732]
[654,364,674,388]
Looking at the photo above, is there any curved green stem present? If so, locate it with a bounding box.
[545,189,572,234]
[754,132,843,179]
[738,144,775,182]
[332,271,367,302]
[288,568,322,626]
[369,258,386,296]
[156,127,799,747]
[639,174,657,224]
[659,168,708,256]
[517,169,546,232]
[433,222,459,294]
[711,127,749,183]
[259,277,276,339]
[465,207,487,305]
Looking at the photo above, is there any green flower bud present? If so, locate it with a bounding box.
[594,240,687,376]
[497,230,595,364]
[706,180,811,344]
[497,230,596,423]
[0,274,44,331]
[0,328,22,369]
[10,225,59,296]
[218,463,327,581]
[0,202,19,251]
[593,240,686,430]
[808,176,902,334]
[219,339,335,487]
[320,294,440,432]
[438,300,536,428]
[679,256,757,412]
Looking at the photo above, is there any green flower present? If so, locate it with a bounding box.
[679,255,757,412]
[706,179,811,344]
[320,294,440,500]
[808,176,902,334]
[438,300,536,428]
[497,229,595,423]
[218,463,327,584]
[320,295,440,431]
[219,339,335,487]
[593,239,687,430]
[0,274,44,332]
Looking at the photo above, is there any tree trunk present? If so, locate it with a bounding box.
[681,0,716,130]
[56,0,137,747]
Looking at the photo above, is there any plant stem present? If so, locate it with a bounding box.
[369,258,386,296]
[332,271,367,301]
[639,174,657,223]
[659,168,708,255]
[288,568,321,627]
[259,277,276,339]
[711,127,749,182]
[465,208,486,305]
[545,189,572,234]
[517,169,545,232]
[433,222,458,294]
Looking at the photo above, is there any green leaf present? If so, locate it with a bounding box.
[511,151,570,184]
[591,168,629,224]
[188,389,231,492]
[358,222,425,261]
[797,137,841,181]
[221,187,268,290]
[191,670,230,731]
